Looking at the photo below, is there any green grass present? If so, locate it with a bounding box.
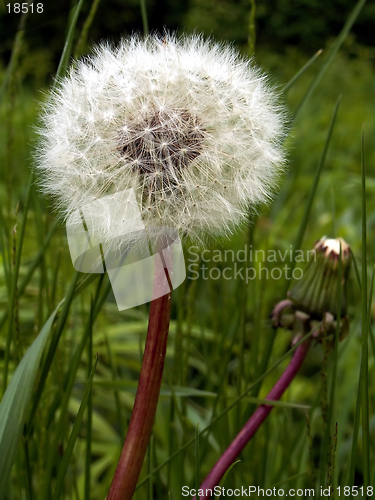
[0,1,374,499]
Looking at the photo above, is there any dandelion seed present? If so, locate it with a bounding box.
[35,33,287,247]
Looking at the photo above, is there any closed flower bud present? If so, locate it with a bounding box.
[272,237,351,345]
[288,237,351,318]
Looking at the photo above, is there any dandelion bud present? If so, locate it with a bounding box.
[272,237,351,344]
[288,237,351,318]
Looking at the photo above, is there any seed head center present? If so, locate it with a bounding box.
[118,110,204,175]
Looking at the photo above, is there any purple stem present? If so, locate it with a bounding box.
[193,336,312,499]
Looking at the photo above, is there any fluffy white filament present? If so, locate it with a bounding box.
[35,33,287,247]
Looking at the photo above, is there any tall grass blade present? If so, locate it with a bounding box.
[350,250,362,290]
[85,300,94,500]
[51,355,98,500]
[104,333,125,441]
[3,174,34,393]
[214,460,241,499]
[360,127,370,487]
[0,210,11,293]
[54,0,86,84]
[195,424,200,497]
[318,243,343,490]
[248,0,256,55]
[285,96,341,292]
[282,49,322,94]
[140,0,149,35]
[347,363,362,486]
[0,220,59,331]
[0,301,63,500]
[0,14,27,102]
[74,0,103,59]
[27,269,81,429]
[292,0,366,122]
[368,270,375,363]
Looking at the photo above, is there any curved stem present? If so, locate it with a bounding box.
[107,256,172,500]
[193,336,312,499]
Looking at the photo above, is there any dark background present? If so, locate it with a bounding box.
[1,0,374,87]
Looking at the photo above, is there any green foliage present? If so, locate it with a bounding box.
[0,302,62,499]
[183,0,375,52]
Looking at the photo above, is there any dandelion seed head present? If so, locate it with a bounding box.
[35,33,287,247]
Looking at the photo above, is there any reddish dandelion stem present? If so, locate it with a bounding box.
[107,257,172,500]
[193,336,312,499]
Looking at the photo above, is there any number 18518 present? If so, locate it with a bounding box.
[6,3,44,13]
